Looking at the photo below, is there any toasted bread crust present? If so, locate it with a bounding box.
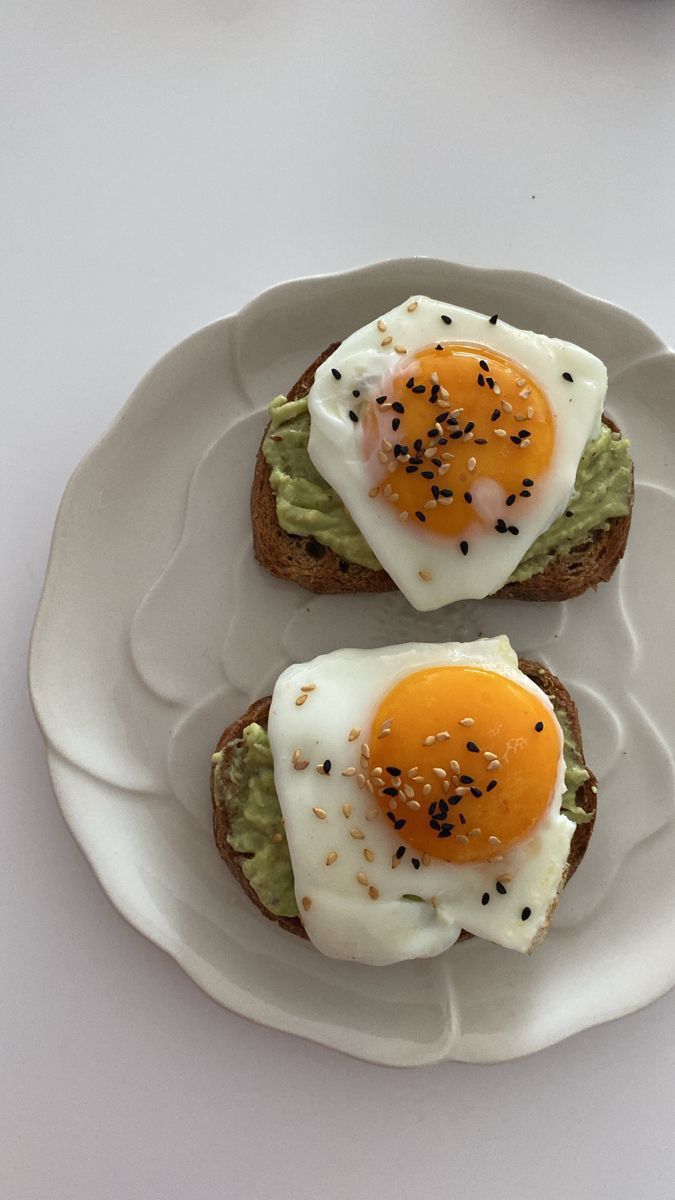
[211,660,597,945]
[251,345,634,600]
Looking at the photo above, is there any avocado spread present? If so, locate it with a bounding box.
[262,395,632,581]
[212,712,591,918]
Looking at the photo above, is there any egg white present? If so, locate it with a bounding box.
[267,637,574,965]
[307,296,606,611]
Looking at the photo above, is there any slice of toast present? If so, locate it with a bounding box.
[251,345,634,600]
[211,660,597,945]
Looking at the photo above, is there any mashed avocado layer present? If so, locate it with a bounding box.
[263,395,632,582]
[212,712,591,918]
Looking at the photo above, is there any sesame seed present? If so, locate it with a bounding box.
[527,406,535,419]
[468,828,481,838]
[368,486,379,498]
[357,774,365,789]
[312,807,327,821]
[562,371,574,382]
[521,906,532,921]
[342,803,352,819]
[486,780,498,792]
[489,313,498,324]
[487,759,501,771]
[464,492,472,504]
[293,759,309,771]
[488,835,501,845]
[399,510,409,522]
[459,717,474,727]
[483,750,498,761]
[377,318,387,332]
[467,457,477,471]
[395,344,407,354]
[366,808,379,820]
[349,410,358,423]
[441,314,452,325]
[418,569,432,582]
[350,828,365,840]
[361,743,371,759]
[494,428,507,438]
[295,694,307,706]
[466,741,479,753]
[381,335,393,346]
[501,399,513,413]
[496,881,507,895]
[301,896,312,912]
[271,832,283,844]
[460,541,469,556]
[432,767,447,779]
[364,848,375,862]
[331,368,341,380]
[348,728,361,742]
[325,851,338,867]
[535,721,544,732]
[481,892,490,906]
[356,871,368,886]
[368,886,379,900]
[456,834,469,844]
[407,300,418,312]
[422,783,432,796]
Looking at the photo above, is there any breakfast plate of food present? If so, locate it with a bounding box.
[30,258,675,1065]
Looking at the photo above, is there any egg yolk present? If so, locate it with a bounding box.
[361,345,555,545]
[367,666,560,865]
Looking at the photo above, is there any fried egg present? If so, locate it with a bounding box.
[267,637,574,965]
[307,297,606,610]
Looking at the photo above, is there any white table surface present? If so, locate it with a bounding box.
[4,2,675,1197]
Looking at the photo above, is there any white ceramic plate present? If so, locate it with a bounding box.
[30,258,675,1066]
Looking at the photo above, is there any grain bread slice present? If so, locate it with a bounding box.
[211,660,597,946]
[251,345,634,600]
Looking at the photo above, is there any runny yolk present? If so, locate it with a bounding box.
[367,665,560,865]
[361,344,556,544]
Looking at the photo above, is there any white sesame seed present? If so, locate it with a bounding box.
[365,779,374,794]
[451,407,464,417]
[516,378,526,387]
[368,886,380,900]
[302,896,311,912]
[357,773,365,788]
[394,344,407,354]
[387,461,398,474]
[498,873,513,884]
[381,335,392,346]
[350,828,365,840]
[494,428,507,438]
[519,387,531,400]
[468,828,481,838]
[399,510,409,522]
[295,694,307,706]
[403,784,415,799]
[407,766,419,777]
[438,496,453,506]
[436,731,451,741]
[442,780,450,793]
[293,759,309,771]
[342,767,356,777]
[301,683,316,692]
[422,853,431,866]
[342,802,352,818]
[463,431,474,442]
[519,438,531,448]
[366,807,379,820]
[312,807,327,820]
[407,300,418,312]
[459,717,474,727]
[424,499,437,510]
[423,735,435,745]
[364,848,375,862]
[377,318,387,332]
[422,784,432,796]
[391,854,400,869]
[488,835,501,845]
[440,386,449,400]
[388,492,399,503]
[450,760,460,774]
[372,765,384,775]
[378,450,388,463]
[493,384,501,395]
[348,728,361,742]
[424,447,437,459]
[527,406,535,419]
[419,570,432,582]
[456,834,469,845]
[501,400,513,413]
[382,439,392,451]
[432,767,447,779]
[483,751,498,761]
[467,457,477,471]
[438,463,450,476]
[325,851,338,865]
[430,371,439,384]
[383,483,392,498]
[356,871,368,885]
[368,486,379,498]
[407,800,421,811]
[361,743,370,759]
[487,759,501,771]
[455,786,469,795]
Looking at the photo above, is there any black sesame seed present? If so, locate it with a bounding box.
[435,343,443,350]
[440,488,453,498]
[441,822,453,833]
[386,811,396,823]
[412,384,426,394]
[479,359,489,371]
[437,437,448,446]
[305,537,326,559]
[430,818,441,831]
[534,721,544,732]
[477,374,485,387]
[438,827,452,838]
[491,409,501,421]
[464,492,473,504]
[562,371,574,382]
[565,510,574,517]
[459,813,467,825]
[436,412,449,423]
[466,742,479,753]
[487,377,495,390]
[405,466,419,476]
[474,438,488,445]
[486,780,498,792]
[386,766,402,776]
[412,858,421,870]
[448,795,463,805]
[518,429,531,439]
[441,314,452,325]
[510,435,521,445]
[352,390,360,399]
[421,470,434,479]
[392,401,405,414]
[396,845,406,859]
[383,786,399,797]
[508,525,519,535]
[495,519,507,533]
[406,377,415,389]
[409,456,423,465]
[431,485,440,499]
[482,892,490,906]
[331,368,341,380]
[392,417,401,432]
[520,489,531,498]
[464,420,475,433]
[521,906,532,921]
[431,457,442,467]
[393,444,403,458]
[460,540,469,556]
[523,478,534,486]
[496,881,507,895]
[470,787,483,798]
[460,774,474,785]
[430,383,440,395]
[438,800,449,814]
[394,818,407,830]
[450,429,463,440]
[323,759,331,774]
[348,410,358,423]
[415,511,426,522]
[375,395,387,405]
[505,494,516,506]
[427,427,439,438]
[489,313,498,324]
[428,801,438,816]
[413,438,423,451]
